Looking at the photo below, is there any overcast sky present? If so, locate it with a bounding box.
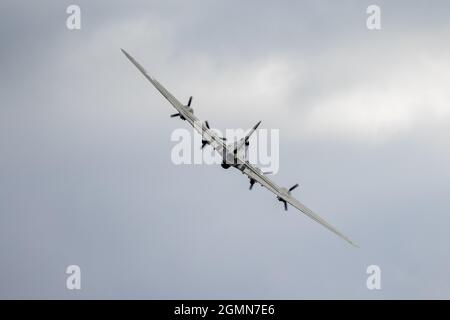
[1,0,450,299]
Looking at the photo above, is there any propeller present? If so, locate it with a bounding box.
[201,121,210,149]
[173,97,192,119]
[201,120,226,149]
[278,183,299,211]
[277,198,288,211]
[249,178,256,190]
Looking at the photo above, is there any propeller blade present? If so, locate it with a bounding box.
[187,96,193,107]
[201,140,207,149]
[203,121,227,141]
[249,179,255,190]
[284,201,288,211]
[289,183,299,192]
[170,113,180,118]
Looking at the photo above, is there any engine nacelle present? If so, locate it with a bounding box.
[186,106,194,114]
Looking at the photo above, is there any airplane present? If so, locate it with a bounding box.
[121,48,357,247]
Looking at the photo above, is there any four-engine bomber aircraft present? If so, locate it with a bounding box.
[121,49,356,246]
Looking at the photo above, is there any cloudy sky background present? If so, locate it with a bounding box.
[1,0,450,298]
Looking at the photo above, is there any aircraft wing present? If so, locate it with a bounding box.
[121,49,228,152]
[242,163,357,246]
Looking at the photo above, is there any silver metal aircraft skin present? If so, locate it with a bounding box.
[121,49,357,246]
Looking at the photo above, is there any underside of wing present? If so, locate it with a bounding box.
[121,48,228,152]
[121,48,185,112]
[283,194,357,246]
[243,166,357,246]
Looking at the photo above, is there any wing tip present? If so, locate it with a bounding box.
[120,48,153,79]
[346,238,359,248]
[120,48,134,63]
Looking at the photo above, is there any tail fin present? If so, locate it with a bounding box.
[233,121,262,155]
[244,120,261,144]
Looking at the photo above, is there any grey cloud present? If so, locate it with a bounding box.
[1,0,450,299]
